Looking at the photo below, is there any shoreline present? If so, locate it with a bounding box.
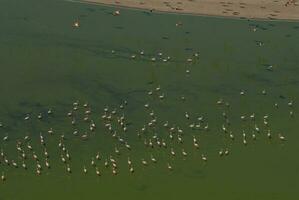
[68,0,299,22]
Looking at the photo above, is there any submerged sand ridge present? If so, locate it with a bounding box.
[78,0,299,20]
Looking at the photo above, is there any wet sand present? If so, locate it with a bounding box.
[76,0,299,20]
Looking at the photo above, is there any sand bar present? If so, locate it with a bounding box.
[76,0,299,20]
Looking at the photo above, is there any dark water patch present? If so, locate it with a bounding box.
[183,169,206,180]
[274,80,299,87]
[68,76,123,105]
[245,73,272,84]
[79,14,88,18]
[279,95,286,99]
[126,89,148,96]
[185,48,193,51]
[142,11,152,16]
[18,101,44,109]
[104,11,113,16]
[86,8,95,12]
[135,184,149,192]
[114,26,124,30]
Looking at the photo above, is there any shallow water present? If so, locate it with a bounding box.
[0,0,299,199]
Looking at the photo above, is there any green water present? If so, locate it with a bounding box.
[0,0,299,199]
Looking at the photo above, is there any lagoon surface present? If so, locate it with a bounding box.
[0,0,299,199]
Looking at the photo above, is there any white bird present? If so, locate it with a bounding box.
[65,151,71,160]
[224,149,229,156]
[96,167,100,176]
[161,139,167,148]
[36,168,41,175]
[36,162,42,170]
[187,58,193,62]
[127,157,132,166]
[73,21,80,28]
[182,149,188,157]
[250,113,255,120]
[159,94,165,100]
[254,124,260,133]
[104,159,109,168]
[252,133,256,140]
[1,172,5,181]
[141,159,148,166]
[267,130,272,139]
[66,164,71,173]
[170,148,175,156]
[44,149,49,158]
[167,163,173,171]
[113,10,120,16]
[129,166,134,173]
[177,127,183,134]
[196,123,201,129]
[47,109,52,114]
[150,155,157,163]
[229,132,234,140]
[169,133,174,140]
[96,152,101,160]
[61,155,66,163]
[109,156,116,163]
[0,149,4,157]
[37,113,42,119]
[24,114,30,120]
[177,135,183,144]
[216,99,223,105]
[201,154,207,162]
[33,152,38,160]
[222,124,227,132]
[48,128,53,135]
[278,133,286,141]
[163,121,169,127]
[156,85,161,91]
[3,136,8,141]
[185,112,190,119]
[45,159,50,169]
[193,136,198,143]
[125,143,131,150]
[91,158,96,167]
[219,149,224,157]
[12,160,18,168]
[112,168,117,175]
[21,151,26,159]
[149,139,153,148]
[204,123,209,131]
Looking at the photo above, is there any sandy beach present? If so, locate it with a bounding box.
[77,0,299,20]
